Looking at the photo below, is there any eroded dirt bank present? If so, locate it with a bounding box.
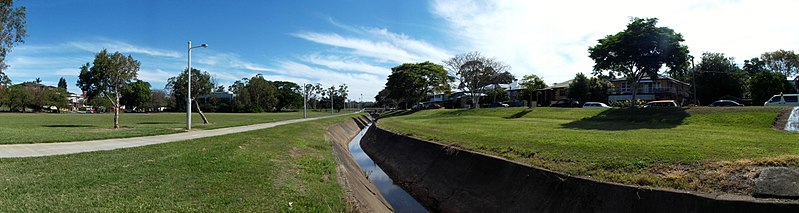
[360,124,799,213]
[326,115,393,213]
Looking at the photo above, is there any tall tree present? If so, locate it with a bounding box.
[761,49,799,78]
[165,68,214,124]
[244,75,278,112]
[520,74,546,107]
[383,61,452,109]
[0,0,26,86]
[144,89,169,111]
[743,57,767,77]
[76,49,140,128]
[272,81,301,111]
[57,77,67,90]
[444,51,511,109]
[588,17,690,107]
[750,70,797,105]
[567,73,590,103]
[121,80,151,112]
[694,52,745,104]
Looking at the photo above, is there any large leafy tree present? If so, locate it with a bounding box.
[444,52,511,109]
[567,73,590,103]
[694,52,745,104]
[165,68,214,124]
[0,0,26,86]
[272,81,301,111]
[244,75,278,112]
[121,80,151,112]
[144,89,170,111]
[588,17,690,107]
[761,49,799,78]
[77,49,140,128]
[749,70,797,105]
[383,61,451,109]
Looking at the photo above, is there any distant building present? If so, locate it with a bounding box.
[537,80,573,106]
[607,76,690,104]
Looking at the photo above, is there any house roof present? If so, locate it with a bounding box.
[540,79,573,90]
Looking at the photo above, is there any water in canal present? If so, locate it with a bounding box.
[348,124,429,213]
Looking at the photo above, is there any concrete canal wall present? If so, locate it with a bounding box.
[326,115,393,213]
[360,124,799,213]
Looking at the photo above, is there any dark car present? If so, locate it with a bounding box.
[551,99,580,108]
[709,100,744,107]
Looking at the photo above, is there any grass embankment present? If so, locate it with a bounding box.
[0,114,358,212]
[379,107,799,195]
[0,111,347,144]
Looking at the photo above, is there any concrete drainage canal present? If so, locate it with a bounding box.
[347,124,429,213]
[335,114,799,212]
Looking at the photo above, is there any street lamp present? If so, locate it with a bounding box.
[187,41,208,130]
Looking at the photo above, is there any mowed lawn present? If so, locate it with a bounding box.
[0,111,347,144]
[379,107,799,194]
[0,114,356,212]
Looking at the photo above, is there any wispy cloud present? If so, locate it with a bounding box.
[66,40,181,58]
[302,54,389,75]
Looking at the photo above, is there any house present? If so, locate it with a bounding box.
[537,80,573,106]
[607,76,690,104]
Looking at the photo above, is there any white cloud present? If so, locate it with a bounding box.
[137,69,174,84]
[431,0,799,83]
[302,54,389,75]
[66,40,181,58]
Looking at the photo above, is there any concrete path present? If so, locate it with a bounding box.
[0,113,350,158]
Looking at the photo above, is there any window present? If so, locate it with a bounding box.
[620,82,630,93]
[785,96,798,102]
[559,90,566,96]
[771,96,782,102]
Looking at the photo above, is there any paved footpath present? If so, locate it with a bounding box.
[0,113,351,158]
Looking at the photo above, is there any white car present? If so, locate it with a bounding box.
[582,102,611,108]
[764,94,799,106]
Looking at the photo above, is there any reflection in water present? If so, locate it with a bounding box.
[348,124,429,213]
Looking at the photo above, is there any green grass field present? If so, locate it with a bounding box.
[379,107,799,194]
[0,111,348,144]
[0,114,356,212]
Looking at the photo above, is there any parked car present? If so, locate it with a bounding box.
[582,102,611,108]
[644,100,678,108]
[709,100,744,107]
[764,94,799,106]
[491,102,509,108]
[428,104,442,109]
[551,99,581,108]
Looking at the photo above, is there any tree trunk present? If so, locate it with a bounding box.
[529,92,534,108]
[630,80,638,108]
[194,99,209,124]
[113,93,120,129]
[472,95,480,109]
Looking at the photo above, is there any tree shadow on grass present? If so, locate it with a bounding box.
[378,110,419,119]
[504,108,533,119]
[561,108,689,130]
[42,124,95,128]
[137,121,180,125]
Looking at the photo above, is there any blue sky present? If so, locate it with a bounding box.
[6,0,799,101]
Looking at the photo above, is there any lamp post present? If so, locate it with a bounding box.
[187,41,208,130]
[303,83,308,119]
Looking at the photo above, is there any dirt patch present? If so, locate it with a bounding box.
[775,108,794,130]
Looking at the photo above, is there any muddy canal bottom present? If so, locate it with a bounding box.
[348,125,429,213]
